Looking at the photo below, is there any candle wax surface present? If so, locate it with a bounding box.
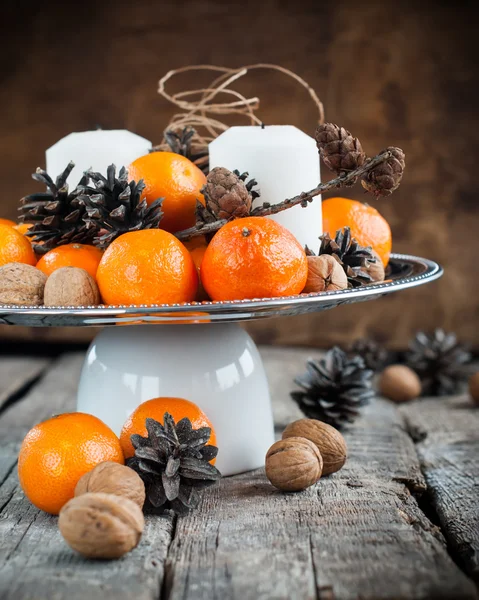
[209,125,322,250]
[46,130,152,188]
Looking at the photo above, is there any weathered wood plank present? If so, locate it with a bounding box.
[0,355,50,412]
[162,348,476,600]
[400,395,479,584]
[0,353,175,600]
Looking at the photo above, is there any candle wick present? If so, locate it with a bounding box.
[95,124,102,130]
[260,122,265,129]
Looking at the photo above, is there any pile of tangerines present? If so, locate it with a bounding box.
[0,151,391,305]
[18,396,216,515]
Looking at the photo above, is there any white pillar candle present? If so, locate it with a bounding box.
[209,125,322,249]
[46,130,152,187]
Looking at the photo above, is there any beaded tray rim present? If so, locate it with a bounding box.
[0,253,443,326]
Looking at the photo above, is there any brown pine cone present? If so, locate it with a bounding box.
[201,167,252,221]
[361,147,405,197]
[315,123,366,175]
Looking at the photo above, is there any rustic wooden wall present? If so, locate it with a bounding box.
[1,0,477,349]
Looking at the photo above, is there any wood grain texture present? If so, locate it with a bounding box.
[0,0,477,349]
[400,395,479,583]
[0,355,50,412]
[0,349,477,599]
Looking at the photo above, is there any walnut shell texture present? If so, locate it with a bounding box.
[0,262,47,305]
[282,419,347,476]
[265,436,323,492]
[379,365,421,403]
[44,266,100,306]
[59,492,144,559]
[75,461,145,509]
[366,251,386,283]
[303,255,348,293]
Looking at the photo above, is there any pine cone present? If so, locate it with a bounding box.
[127,413,221,515]
[291,347,375,429]
[201,167,254,221]
[315,123,366,176]
[310,227,381,287]
[406,329,472,396]
[361,147,405,197]
[159,126,209,174]
[348,338,388,372]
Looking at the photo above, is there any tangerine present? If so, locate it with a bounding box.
[36,244,102,279]
[0,218,16,227]
[128,152,206,233]
[96,229,198,306]
[14,223,33,236]
[185,236,209,300]
[0,224,36,267]
[120,397,217,461]
[201,217,308,301]
[322,197,392,267]
[18,413,124,515]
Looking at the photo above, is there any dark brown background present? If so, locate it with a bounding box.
[1,0,478,349]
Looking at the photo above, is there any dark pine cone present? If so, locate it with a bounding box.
[79,164,164,248]
[160,126,209,174]
[361,147,405,197]
[127,413,221,515]
[315,123,366,178]
[406,329,472,396]
[19,162,96,255]
[310,227,379,287]
[291,346,375,429]
[348,338,388,372]
[199,167,258,222]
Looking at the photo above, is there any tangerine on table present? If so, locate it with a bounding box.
[201,216,308,301]
[128,152,206,233]
[96,229,198,306]
[36,244,102,279]
[322,197,392,267]
[0,224,36,267]
[18,413,124,515]
[120,397,217,461]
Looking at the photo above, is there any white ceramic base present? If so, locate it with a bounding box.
[77,324,275,476]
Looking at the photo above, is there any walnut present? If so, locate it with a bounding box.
[0,263,47,305]
[75,462,145,509]
[366,250,386,283]
[282,419,347,476]
[379,365,421,403]
[59,492,144,559]
[303,255,348,293]
[44,266,100,306]
[265,437,323,491]
[468,372,479,405]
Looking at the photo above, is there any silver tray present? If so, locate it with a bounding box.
[0,254,442,327]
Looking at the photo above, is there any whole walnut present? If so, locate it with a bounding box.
[44,266,100,306]
[265,437,323,492]
[0,263,47,305]
[468,372,479,406]
[379,365,421,403]
[59,492,144,559]
[75,461,145,509]
[282,419,347,476]
[303,255,348,293]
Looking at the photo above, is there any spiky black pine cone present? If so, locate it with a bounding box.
[19,162,96,255]
[406,329,472,396]
[199,167,258,223]
[348,338,388,372]
[315,123,366,179]
[160,126,209,174]
[79,165,164,248]
[310,227,380,287]
[127,413,221,515]
[291,347,375,429]
[361,147,405,197]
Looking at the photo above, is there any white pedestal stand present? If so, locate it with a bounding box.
[76,324,275,476]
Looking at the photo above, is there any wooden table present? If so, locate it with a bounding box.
[0,347,478,600]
